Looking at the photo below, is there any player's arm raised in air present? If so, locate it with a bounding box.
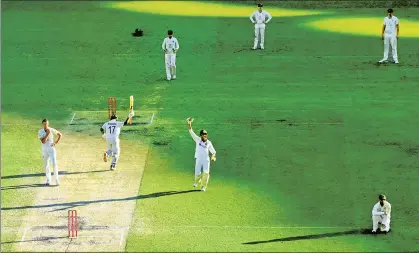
[187,117,200,142]
[123,111,134,125]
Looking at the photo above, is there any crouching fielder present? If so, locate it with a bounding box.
[162,30,179,81]
[187,117,216,192]
[100,112,133,170]
[372,194,392,233]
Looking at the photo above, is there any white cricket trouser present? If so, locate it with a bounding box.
[106,138,120,165]
[165,53,176,80]
[372,215,391,231]
[254,24,266,48]
[383,34,398,61]
[42,146,59,184]
[195,158,210,176]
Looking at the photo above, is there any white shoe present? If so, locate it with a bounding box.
[45,181,51,186]
[193,183,198,187]
[372,230,376,233]
[110,164,116,171]
[260,46,264,50]
[172,75,176,79]
[378,59,387,63]
[252,47,256,50]
[201,186,206,192]
[394,61,399,64]
[55,180,60,186]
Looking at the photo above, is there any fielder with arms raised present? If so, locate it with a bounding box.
[187,117,216,192]
[372,194,391,233]
[38,119,62,186]
[101,112,134,170]
[250,3,272,50]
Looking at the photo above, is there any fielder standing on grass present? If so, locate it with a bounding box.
[371,194,392,233]
[38,119,62,186]
[250,3,272,50]
[378,8,399,64]
[162,30,179,81]
[187,117,216,192]
[101,112,134,170]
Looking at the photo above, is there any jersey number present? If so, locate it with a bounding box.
[108,126,116,134]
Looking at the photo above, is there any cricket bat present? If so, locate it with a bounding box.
[128,95,134,124]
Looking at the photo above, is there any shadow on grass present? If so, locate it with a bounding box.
[1,190,200,212]
[243,229,374,244]
[1,236,68,244]
[1,170,109,180]
[1,184,46,190]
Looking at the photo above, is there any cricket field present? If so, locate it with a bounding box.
[1,1,419,252]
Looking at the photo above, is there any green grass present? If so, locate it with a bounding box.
[2,1,419,252]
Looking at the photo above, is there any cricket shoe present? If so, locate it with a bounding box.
[378,59,388,63]
[45,181,51,186]
[201,186,206,192]
[55,180,60,186]
[394,61,399,64]
[172,76,176,80]
[372,230,377,233]
[110,163,116,171]
[103,152,107,162]
[260,46,264,50]
[193,183,198,187]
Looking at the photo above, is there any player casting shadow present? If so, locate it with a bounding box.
[1,236,67,244]
[243,229,369,245]
[1,184,46,191]
[1,170,109,180]
[1,190,200,212]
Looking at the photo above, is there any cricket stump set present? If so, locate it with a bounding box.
[68,210,78,238]
[108,96,134,123]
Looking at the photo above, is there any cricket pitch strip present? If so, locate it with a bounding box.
[3,120,150,251]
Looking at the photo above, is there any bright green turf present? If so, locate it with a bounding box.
[2,1,419,252]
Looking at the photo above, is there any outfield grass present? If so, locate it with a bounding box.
[2,1,419,252]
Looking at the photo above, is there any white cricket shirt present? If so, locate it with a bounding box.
[372,201,391,217]
[38,128,57,149]
[189,129,216,161]
[383,16,399,35]
[102,119,124,140]
[250,10,272,25]
[162,37,179,54]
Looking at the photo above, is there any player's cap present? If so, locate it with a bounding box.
[258,3,263,7]
[110,115,117,120]
[387,8,393,13]
[200,130,208,135]
[168,30,173,35]
[379,194,387,200]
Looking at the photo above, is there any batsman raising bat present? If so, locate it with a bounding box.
[187,117,216,192]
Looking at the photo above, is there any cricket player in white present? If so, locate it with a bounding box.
[378,8,399,64]
[187,117,216,192]
[371,194,392,233]
[162,30,179,81]
[38,119,62,186]
[100,112,134,170]
[250,3,272,50]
